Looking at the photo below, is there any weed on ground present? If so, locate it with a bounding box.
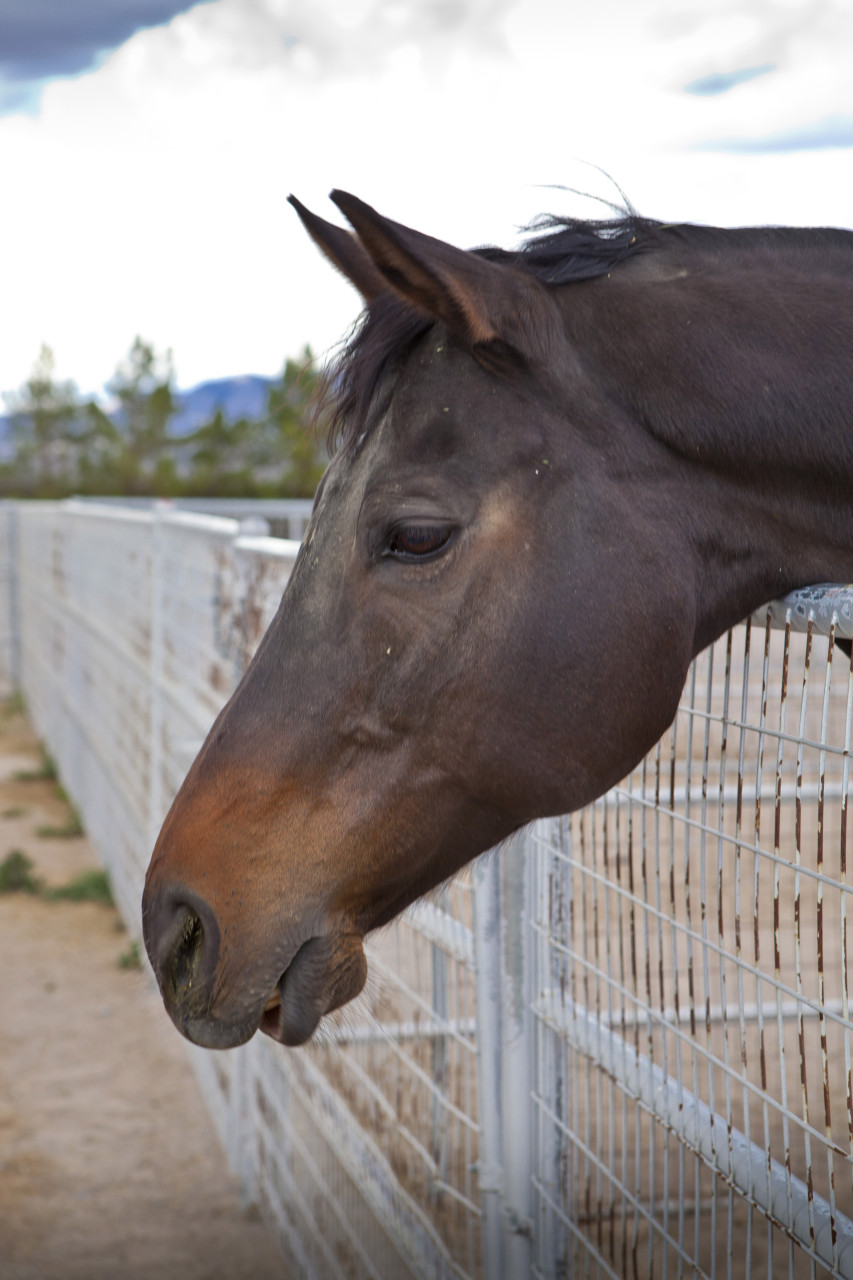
[45,869,113,905]
[0,853,114,906]
[13,751,58,783]
[118,941,143,970]
[0,849,43,894]
[36,814,84,839]
[1,690,26,718]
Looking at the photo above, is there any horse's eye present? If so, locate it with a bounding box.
[387,524,452,560]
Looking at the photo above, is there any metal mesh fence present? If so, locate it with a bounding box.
[1,497,850,1278]
[526,611,853,1278]
[243,880,484,1279]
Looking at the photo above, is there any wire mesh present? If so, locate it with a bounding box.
[246,874,483,1279]
[527,610,853,1278]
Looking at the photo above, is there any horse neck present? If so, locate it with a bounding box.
[564,244,853,649]
[681,464,853,653]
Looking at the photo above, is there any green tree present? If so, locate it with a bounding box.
[265,347,328,497]
[182,409,257,494]
[72,401,125,494]
[107,337,176,490]
[1,339,329,500]
[3,344,81,494]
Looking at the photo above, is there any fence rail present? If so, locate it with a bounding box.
[1,496,851,1278]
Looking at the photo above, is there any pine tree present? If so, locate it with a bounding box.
[3,344,81,494]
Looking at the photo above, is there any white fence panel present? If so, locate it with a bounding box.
[15,501,157,927]
[1,497,851,1278]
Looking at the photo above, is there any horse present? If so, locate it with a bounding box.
[142,189,853,1049]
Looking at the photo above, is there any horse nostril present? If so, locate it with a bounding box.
[172,907,206,990]
[143,885,221,1007]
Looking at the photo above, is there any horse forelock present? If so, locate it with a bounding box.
[319,293,432,455]
[318,210,654,454]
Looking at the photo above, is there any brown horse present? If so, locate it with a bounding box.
[142,191,853,1049]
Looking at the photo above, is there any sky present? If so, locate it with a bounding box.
[1,0,852,402]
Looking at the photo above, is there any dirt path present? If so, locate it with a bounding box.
[0,699,287,1280]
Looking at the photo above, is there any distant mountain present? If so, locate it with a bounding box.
[169,374,275,436]
[0,373,276,450]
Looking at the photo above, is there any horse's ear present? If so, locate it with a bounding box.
[329,190,551,359]
[288,195,387,303]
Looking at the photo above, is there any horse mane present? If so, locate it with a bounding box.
[320,210,652,452]
[318,211,853,454]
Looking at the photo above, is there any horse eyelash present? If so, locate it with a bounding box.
[384,525,453,560]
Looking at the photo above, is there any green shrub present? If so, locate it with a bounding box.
[118,942,143,970]
[0,849,42,894]
[46,869,113,905]
[36,814,84,839]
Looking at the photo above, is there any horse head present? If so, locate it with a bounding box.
[143,193,853,1048]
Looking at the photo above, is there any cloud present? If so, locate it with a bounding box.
[0,0,521,398]
[684,62,775,96]
[0,0,214,114]
[0,0,512,113]
[170,0,513,82]
[2,0,852,402]
[0,0,513,115]
[697,113,853,153]
[664,1,853,155]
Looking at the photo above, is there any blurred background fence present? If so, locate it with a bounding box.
[0,496,851,1279]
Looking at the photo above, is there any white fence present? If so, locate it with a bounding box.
[1,497,851,1279]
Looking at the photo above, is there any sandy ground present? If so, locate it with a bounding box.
[0,699,287,1280]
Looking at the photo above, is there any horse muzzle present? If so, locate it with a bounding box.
[142,876,367,1049]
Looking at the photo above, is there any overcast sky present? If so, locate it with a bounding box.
[1,0,851,400]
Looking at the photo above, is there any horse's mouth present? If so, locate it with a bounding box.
[258,932,368,1047]
[258,936,325,1046]
[260,987,284,1038]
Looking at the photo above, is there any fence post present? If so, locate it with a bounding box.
[499,830,534,1277]
[148,503,166,854]
[530,819,572,1279]
[8,503,20,687]
[430,922,449,1200]
[473,854,505,1276]
[230,522,259,1208]
[474,831,536,1278]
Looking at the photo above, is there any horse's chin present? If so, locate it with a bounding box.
[179,1009,260,1051]
[259,932,368,1047]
